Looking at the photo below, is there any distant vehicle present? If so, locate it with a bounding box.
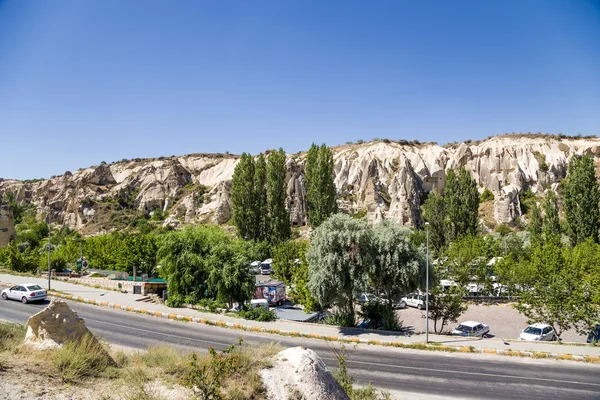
[250,299,269,310]
[519,323,557,341]
[401,293,425,310]
[587,324,600,344]
[249,261,261,275]
[260,259,273,275]
[359,293,383,304]
[1,284,47,303]
[451,321,490,337]
[254,281,286,306]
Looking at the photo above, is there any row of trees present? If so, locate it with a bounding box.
[230,149,290,243]
[230,143,337,241]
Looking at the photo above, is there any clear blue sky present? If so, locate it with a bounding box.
[1,0,599,180]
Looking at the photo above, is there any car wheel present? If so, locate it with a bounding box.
[21,296,28,304]
[1,293,7,300]
[399,301,406,309]
[417,304,423,310]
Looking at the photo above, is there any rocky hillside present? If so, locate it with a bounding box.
[2,134,600,235]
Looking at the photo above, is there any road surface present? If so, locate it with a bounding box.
[1,299,599,399]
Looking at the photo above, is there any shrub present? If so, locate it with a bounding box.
[323,311,356,327]
[0,322,26,352]
[167,293,184,308]
[52,334,113,382]
[479,189,494,203]
[238,306,277,321]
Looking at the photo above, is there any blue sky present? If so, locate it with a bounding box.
[1,0,599,180]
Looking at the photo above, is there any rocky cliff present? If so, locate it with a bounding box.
[2,135,600,235]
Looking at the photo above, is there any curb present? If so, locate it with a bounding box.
[1,282,598,363]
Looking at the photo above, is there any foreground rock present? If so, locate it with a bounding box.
[260,346,349,400]
[23,299,106,352]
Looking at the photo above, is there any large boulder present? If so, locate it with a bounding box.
[260,347,349,400]
[23,299,104,351]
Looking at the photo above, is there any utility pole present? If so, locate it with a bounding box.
[425,222,430,344]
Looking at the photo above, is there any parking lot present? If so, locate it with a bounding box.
[396,303,587,343]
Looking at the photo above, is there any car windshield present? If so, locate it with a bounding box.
[261,265,270,269]
[524,326,542,335]
[456,325,472,332]
[26,285,43,291]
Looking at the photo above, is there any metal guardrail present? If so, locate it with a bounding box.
[463,296,520,303]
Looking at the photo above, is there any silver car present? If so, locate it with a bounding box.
[1,284,47,303]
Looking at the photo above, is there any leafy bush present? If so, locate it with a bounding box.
[238,306,277,321]
[359,301,402,331]
[196,298,227,313]
[167,293,184,308]
[479,189,494,203]
[323,311,356,327]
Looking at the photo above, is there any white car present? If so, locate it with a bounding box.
[400,293,425,310]
[2,284,47,303]
[519,323,557,341]
[451,321,490,337]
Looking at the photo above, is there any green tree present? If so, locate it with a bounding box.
[421,190,446,254]
[267,148,290,243]
[427,285,468,334]
[444,167,479,241]
[230,153,256,240]
[370,221,427,330]
[528,202,543,243]
[157,226,228,304]
[306,143,337,228]
[272,240,304,283]
[207,240,254,309]
[443,235,489,291]
[563,155,600,245]
[515,241,578,339]
[253,153,269,241]
[307,214,371,325]
[542,190,561,243]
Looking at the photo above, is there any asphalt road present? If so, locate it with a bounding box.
[1,299,599,400]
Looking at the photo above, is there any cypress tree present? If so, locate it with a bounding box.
[421,190,446,254]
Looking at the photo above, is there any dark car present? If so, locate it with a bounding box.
[587,324,600,344]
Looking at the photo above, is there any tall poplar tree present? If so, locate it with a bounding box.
[542,190,561,243]
[444,167,479,241]
[267,148,290,243]
[253,153,269,241]
[306,143,337,228]
[421,190,446,254]
[230,153,255,239]
[528,202,543,243]
[564,155,600,245]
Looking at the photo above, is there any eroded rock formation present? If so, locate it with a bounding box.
[2,135,599,234]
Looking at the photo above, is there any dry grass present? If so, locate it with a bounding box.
[0,321,284,399]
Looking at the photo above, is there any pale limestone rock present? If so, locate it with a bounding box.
[3,135,600,232]
[24,299,100,351]
[260,347,349,400]
[0,204,16,247]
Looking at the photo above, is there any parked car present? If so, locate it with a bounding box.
[260,259,273,275]
[249,261,261,275]
[1,284,47,303]
[401,292,425,310]
[359,293,383,304]
[587,324,600,344]
[451,321,490,337]
[519,323,557,341]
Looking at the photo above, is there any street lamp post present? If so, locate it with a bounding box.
[47,211,51,291]
[425,222,430,344]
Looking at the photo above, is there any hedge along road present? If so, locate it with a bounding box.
[1,299,599,400]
